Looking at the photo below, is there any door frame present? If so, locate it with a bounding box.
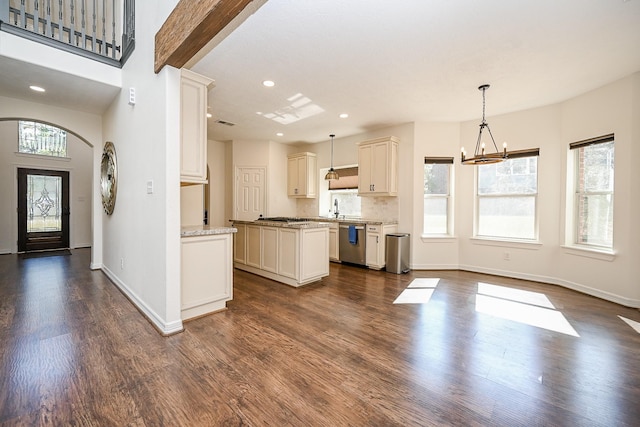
[16,167,71,252]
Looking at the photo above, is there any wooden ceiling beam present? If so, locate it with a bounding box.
[155,0,255,74]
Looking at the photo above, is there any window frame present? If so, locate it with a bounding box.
[423,157,454,237]
[569,134,615,250]
[474,149,540,242]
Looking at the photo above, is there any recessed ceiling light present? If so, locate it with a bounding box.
[256,112,263,115]
[339,113,349,119]
[30,85,45,92]
[262,80,275,87]
[206,113,212,118]
[276,132,283,137]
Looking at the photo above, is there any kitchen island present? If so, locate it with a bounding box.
[181,225,236,320]
[232,219,330,287]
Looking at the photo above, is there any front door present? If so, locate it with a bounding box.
[17,168,70,252]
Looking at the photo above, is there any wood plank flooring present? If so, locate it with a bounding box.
[1,248,639,426]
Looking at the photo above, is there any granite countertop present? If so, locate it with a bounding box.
[181,225,237,237]
[231,219,331,229]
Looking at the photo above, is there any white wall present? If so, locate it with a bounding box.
[101,0,182,335]
[0,120,93,253]
[0,96,103,265]
[454,74,639,307]
[411,121,460,269]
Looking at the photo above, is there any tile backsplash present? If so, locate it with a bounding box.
[297,196,398,220]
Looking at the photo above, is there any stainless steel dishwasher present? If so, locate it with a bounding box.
[338,223,366,266]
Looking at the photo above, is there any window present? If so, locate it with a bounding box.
[423,157,453,235]
[570,134,614,248]
[18,121,67,157]
[328,167,361,217]
[476,149,539,240]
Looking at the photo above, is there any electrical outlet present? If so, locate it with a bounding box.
[503,252,510,261]
[120,258,124,269]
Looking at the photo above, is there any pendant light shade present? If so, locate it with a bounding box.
[461,84,508,165]
[325,134,339,180]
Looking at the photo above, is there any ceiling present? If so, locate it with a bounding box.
[191,0,640,145]
[1,1,639,143]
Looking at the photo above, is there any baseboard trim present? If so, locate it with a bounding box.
[458,264,640,309]
[101,266,184,336]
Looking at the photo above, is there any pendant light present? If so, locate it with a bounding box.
[325,134,339,180]
[461,84,508,165]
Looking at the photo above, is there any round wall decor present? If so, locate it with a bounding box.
[100,141,118,215]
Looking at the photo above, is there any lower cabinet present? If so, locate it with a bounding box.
[181,233,233,320]
[234,223,329,287]
[328,223,339,262]
[365,224,398,270]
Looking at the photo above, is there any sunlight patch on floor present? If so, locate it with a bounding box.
[475,283,580,337]
[393,278,440,304]
[618,316,640,334]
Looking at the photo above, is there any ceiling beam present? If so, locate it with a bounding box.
[154,0,256,74]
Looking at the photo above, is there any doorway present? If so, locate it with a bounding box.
[17,168,70,252]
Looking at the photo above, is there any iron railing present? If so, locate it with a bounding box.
[0,0,135,67]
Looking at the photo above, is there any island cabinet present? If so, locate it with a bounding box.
[181,229,234,321]
[287,152,317,198]
[358,136,399,196]
[233,222,329,287]
[365,223,398,270]
[180,69,214,184]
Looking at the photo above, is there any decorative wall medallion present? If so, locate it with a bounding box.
[100,141,117,215]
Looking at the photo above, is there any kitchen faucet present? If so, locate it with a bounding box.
[334,199,339,218]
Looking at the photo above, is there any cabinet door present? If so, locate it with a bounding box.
[261,227,278,273]
[278,228,298,279]
[287,156,299,196]
[329,227,339,261]
[180,70,211,183]
[233,223,246,264]
[246,225,261,268]
[365,231,380,267]
[371,142,389,193]
[358,144,373,194]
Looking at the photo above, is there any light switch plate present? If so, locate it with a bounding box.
[146,180,153,194]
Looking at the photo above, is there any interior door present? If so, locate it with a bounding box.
[235,167,266,221]
[17,168,70,252]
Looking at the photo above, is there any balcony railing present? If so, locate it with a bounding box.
[0,0,135,67]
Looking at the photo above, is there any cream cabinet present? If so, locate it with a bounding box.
[180,69,214,184]
[181,232,233,320]
[287,152,317,198]
[328,222,339,262]
[358,136,399,196]
[365,223,398,270]
[233,223,246,264]
[233,222,329,287]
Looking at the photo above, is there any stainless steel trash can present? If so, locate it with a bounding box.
[386,233,410,274]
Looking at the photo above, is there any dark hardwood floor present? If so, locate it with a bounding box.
[1,248,639,426]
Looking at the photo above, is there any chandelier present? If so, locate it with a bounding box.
[461,84,508,165]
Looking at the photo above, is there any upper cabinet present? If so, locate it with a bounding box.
[180,69,214,184]
[358,136,399,196]
[287,152,317,198]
